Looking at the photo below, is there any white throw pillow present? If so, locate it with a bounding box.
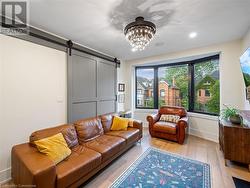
[160,114,180,123]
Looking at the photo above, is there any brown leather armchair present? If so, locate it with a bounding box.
[147,106,188,144]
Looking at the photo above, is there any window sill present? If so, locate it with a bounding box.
[188,112,219,121]
[134,108,219,121]
[134,108,158,113]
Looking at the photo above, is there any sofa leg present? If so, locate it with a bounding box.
[178,140,184,144]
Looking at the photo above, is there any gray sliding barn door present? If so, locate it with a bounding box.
[68,50,117,123]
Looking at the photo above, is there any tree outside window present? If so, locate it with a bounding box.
[158,65,189,109]
[194,59,220,114]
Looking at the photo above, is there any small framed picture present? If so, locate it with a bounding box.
[118,94,125,103]
[118,83,125,92]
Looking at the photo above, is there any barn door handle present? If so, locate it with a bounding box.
[67,40,73,56]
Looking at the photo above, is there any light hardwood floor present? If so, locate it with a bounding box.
[83,128,250,188]
[3,128,250,188]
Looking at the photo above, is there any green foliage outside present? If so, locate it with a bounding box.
[140,60,220,114]
[194,60,219,82]
[196,75,216,90]
[243,73,250,87]
[159,99,166,107]
[207,80,220,114]
[161,65,189,109]
[160,60,220,114]
[194,61,220,114]
[145,98,154,108]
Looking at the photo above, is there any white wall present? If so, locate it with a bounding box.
[242,27,250,52]
[117,61,126,112]
[120,39,245,143]
[0,35,67,184]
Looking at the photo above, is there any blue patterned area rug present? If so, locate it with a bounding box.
[110,147,210,188]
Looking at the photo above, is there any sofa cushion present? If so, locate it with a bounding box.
[30,124,75,147]
[56,145,101,188]
[105,128,140,145]
[153,121,177,134]
[83,135,126,162]
[100,113,117,132]
[61,126,79,148]
[74,117,104,143]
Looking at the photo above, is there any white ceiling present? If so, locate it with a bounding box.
[29,0,250,61]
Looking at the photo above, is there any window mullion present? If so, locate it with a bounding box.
[154,67,158,109]
[188,64,195,112]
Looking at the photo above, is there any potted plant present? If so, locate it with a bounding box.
[221,104,242,125]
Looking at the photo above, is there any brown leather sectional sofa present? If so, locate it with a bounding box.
[11,113,143,188]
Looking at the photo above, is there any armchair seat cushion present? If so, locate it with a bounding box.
[153,121,177,134]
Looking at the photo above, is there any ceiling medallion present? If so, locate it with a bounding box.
[124,17,156,52]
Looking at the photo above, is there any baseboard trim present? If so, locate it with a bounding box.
[189,128,218,143]
[0,178,11,185]
[0,167,11,185]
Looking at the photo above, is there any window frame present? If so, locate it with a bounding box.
[135,67,157,109]
[135,54,220,116]
[160,89,165,97]
[137,89,142,95]
[205,89,210,97]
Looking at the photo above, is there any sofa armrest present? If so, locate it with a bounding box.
[132,120,143,139]
[146,113,160,126]
[12,143,56,188]
[147,114,160,136]
[178,116,188,128]
[176,116,189,144]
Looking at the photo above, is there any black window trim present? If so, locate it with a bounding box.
[135,54,220,116]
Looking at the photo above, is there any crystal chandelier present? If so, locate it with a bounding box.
[124,17,156,51]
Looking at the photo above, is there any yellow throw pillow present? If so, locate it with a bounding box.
[111,116,130,131]
[34,133,71,164]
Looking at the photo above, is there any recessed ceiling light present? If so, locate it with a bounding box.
[189,32,197,38]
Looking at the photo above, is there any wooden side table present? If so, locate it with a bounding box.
[219,116,250,171]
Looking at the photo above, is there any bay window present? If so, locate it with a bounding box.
[135,55,220,115]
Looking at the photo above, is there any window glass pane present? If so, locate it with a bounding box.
[194,59,220,114]
[158,65,189,109]
[136,68,154,108]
